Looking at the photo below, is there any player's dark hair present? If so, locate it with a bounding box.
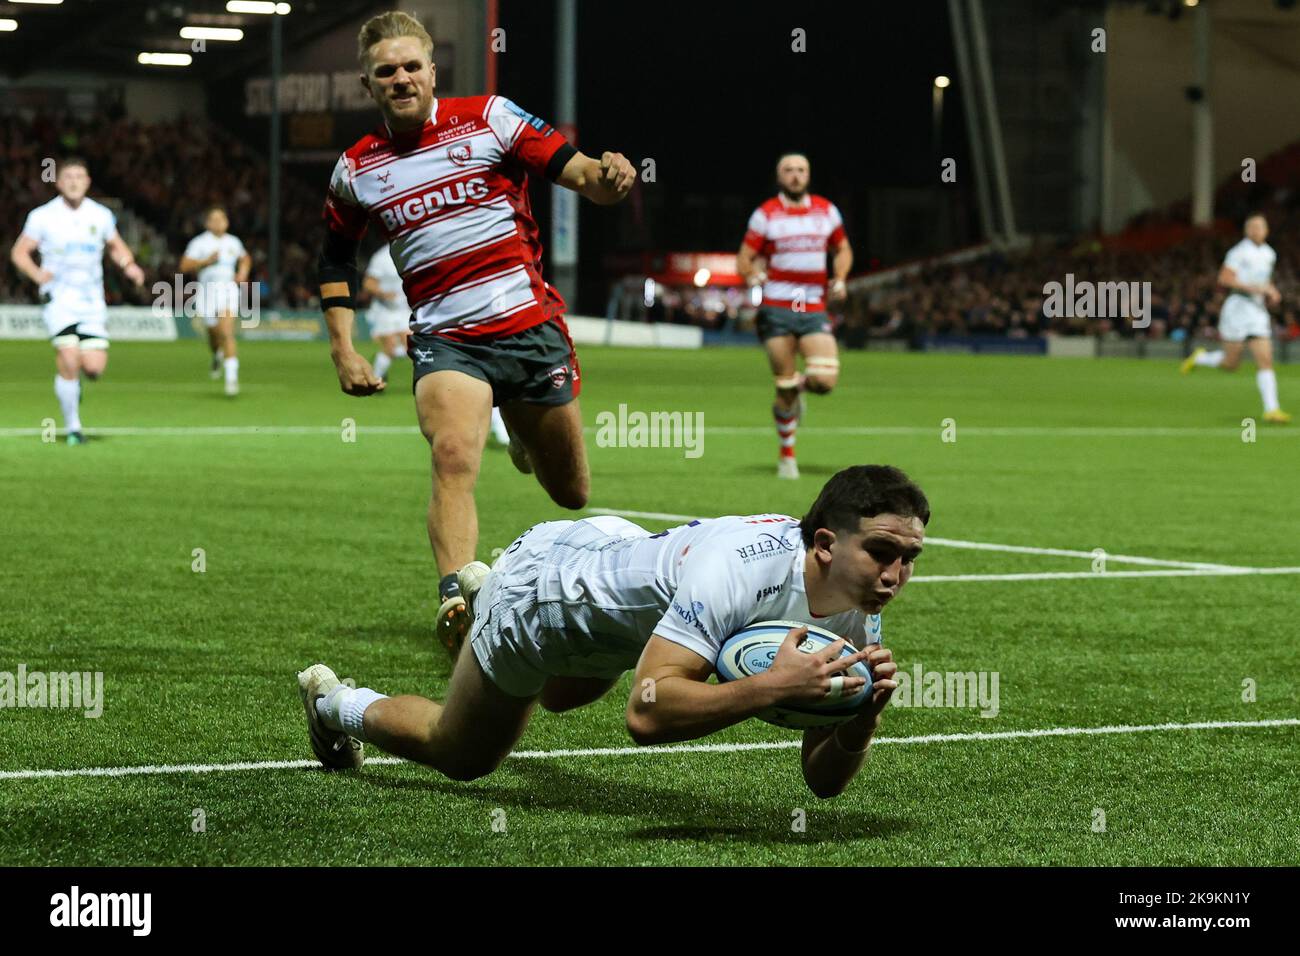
[205,205,226,217]
[800,465,930,547]
[59,156,89,174]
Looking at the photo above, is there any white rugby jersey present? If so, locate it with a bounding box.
[742,194,846,312]
[364,244,410,315]
[19,196,118,310]
[323,95,573,340]
[183,230,246,284]
[1222,238,1276,309]
[513,514,882,679]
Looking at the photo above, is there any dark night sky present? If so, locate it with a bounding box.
[495,0,970,307]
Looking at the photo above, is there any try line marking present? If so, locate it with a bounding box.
[2,424,1297,439]
[587,507,1300,582]
[1,718,1294,782]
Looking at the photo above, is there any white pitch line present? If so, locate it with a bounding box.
[0,425,421,438]
[3,424,1297,439]
[661,425,1300,439]
[1,718,1294,782]
[586,508,1257,573]
[921,536,1243,571]
[913,567,1300,582]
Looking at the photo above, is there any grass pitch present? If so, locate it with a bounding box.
[0,339,1296,865]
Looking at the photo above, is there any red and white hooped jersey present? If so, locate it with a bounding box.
[323,95,573,340]
[741,194,846,313]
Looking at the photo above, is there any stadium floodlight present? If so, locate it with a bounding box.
[138,52,194,66]
[934,75,951,89]
[226,1,291,13]
[0,18,16,31]
[180,27,245,42]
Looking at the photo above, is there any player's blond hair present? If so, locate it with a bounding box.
[357,11,433,71]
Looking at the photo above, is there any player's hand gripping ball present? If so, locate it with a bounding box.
[715,620,872,729]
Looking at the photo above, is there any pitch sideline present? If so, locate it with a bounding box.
[1,717,1295,783]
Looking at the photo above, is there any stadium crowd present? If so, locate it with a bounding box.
[1,111,1297,347]
[836,145,1300,345]
[0,112,321,308]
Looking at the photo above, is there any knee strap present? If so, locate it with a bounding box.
[804,357,840,374]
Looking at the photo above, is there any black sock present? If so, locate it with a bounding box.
[439,573,461,602]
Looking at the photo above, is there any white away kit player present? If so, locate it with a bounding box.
[8,158,145,444]
[298,465,927,798]
[362,242,411,383]
[1182,214,1289,423]
[363,242,509,440]
[180,206,250,396]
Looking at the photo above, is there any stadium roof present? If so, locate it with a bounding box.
[0,0,380,81]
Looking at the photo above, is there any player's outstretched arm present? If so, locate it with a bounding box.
[106,233,145,286]
[318,227,384,396]
[9,234,52,287]
[362,274,393,303]
[736,243,766,288]
[179,250,219,274]
[799,644,898,799]
[625,636,781,745]
[829,239,853,304]
[1217,265,1268,298]
[556,150,636,205]
[626,627,872,746]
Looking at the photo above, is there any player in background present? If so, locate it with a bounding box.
[1182,214,1289,423]
[298,465,925,797]
[362,242,411,384]
[9,158,145,444]
[316,12,634,656]
[180,206,250,396]
[737,154,853,479]
[364,240,511,442]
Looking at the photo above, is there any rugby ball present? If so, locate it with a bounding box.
[714,620,872,729]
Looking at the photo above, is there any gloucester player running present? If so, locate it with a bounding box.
[9,158,145,444]
[737,154,853,479]
[317,12,635,656]
[298,465,926,797]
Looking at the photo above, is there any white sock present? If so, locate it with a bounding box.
[316,685,387,741]
[55,375,81,433]
[224,356,239,384]
[215,348,224,362]
[1256,369,1280,413]
[373,351,393,379]
[1195,349,1224,368]
[490,407,510,445]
